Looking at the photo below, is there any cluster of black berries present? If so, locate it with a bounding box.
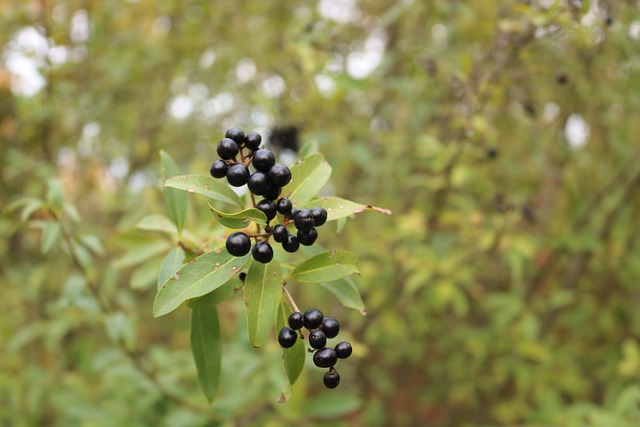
[211,128,328,264]
[278,309,352,389]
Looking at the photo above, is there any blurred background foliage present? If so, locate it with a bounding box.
[3,0,640,426]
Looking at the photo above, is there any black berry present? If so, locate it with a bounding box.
[225,127,245,145]
[252,149,275,172]
[303,309,324,329]
[272,224,288,243]
[276,197,293,215]
[282,235,300,253]
[323,370,340,389]
[226,163,249,187]
[313,347,337,368]
[226,232,251,257]
[217,138,239,160]
[247,172,269,195]
[294,209,315,232]
[210,160,228,179]
[297,228,318,246]
[263,185,282,201]
[309,329,327,349]
[335,341,352,359]
[268,163,292,187]
[245,131,262,150]
[278,327,297,348]
[321,317,340,339]
[256,199,277,221]
[252,241,273,264]
[239,272,247,282]
[311,207,328,227]
[288,312,304,330]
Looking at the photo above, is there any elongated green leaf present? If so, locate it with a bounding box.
[209,205,267,229]
[286,153,332,204]
[136,214,178,235]
[161,151,188,233]
[320,277,366,314]
[41,221,60,254]
[113,239,171,269]
[244,260,282,347]
[131,258,160,290]
[153,250,250,317]
[286,251,359,283]
[187,279,240,308]
[277,299,305,387]
[302,197,392,222]
[165,175,244,208]
[190,305,221,403]
[157,247,186,290]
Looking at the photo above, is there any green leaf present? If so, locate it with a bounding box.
[286,153,332,205]
[131,258,160,290]
[209,205,267,229]
[190,305,221,403]
[153,249,249,317]
[136,214,178,235]
[286,251,359,283]
[302,197,392,222]
[46,178,64,210]
[161,151,188,233]
[113,239,171,269]
[320,277,366,314]
[302,393,361,419]
[277,299,305,387]
[165,175,244,208]
[187,279,240,308]
[40,221,60,254]
[157,247,186,290]
[244,260,283,347]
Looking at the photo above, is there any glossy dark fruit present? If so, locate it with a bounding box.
[272,224,288,243]
[256,199,277,221]
[263,185,282,201]
[309,329,327,349]
[294,209,315,232]
[313,347,337,368]
[239,272,247,282]
[268,163,292,187]
[252,149,276,172]
[225,127,245,144]
[321,317,340,339]
[323,370,340,389]
[217,138,239,160]
[252,241,273,264]
[288,312,304,330]
[303,309,324,329]
[278,327,297,348]
[276,197,293,215]
[297,228,318,246]
[226,163,249,187]
[248,172,269,195]
[210,160,228,179]
[226,232,251,257]
[335,341,352,359]
[282,235,300,253]
[311,207,328,227]
[245,131,262,150]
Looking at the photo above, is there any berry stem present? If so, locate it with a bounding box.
[282,283,301,313]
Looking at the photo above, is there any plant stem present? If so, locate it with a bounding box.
[282,284,300,313]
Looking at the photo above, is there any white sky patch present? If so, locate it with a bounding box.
[108,157,130,181]
[543,102,560,122]
[188,83,209,103]
[199,49,216,68]
[83,122,101,138]
[346,29,385,79]
[431,24,449,46]
[262,74,286,98]
[168,95,194,120]
[71,10,90,43]
[250,107,272,128]
[236,58,257,83]
[201,92,234,119]
[630,21,640,39]
[128,169,156,192]
[151,16,171,36]
[315,74,336,96]
[3,27,49,96]
[564,113,590,148]
[318,0,359,24]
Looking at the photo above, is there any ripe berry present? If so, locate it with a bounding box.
[323,370,340,389]
[313,347,338,368]
[288,312,304,330]
[294,209,315,232]
[217,138,239,160]
[268,163,292,187]
[278,327,297,348]
[303,309,324,329]
[210,160,228,179]
[282,235,300,253]
[226,232,251,257]
[276,197,293,215]
[321,317,340,339]
[245,131,262,150]
[335,341,352,359]
[256,199,277,221]
[252,149,275,172]
[225,127,245,145]
[247,172,269,195]
[311,207,328,227]
[263,185,282,201]
[239,272,247,282]
[226,163,249,187]
[272,224,288,243]
[297,228,318,246]
[252,241,273,264]
[309,329,327,349]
